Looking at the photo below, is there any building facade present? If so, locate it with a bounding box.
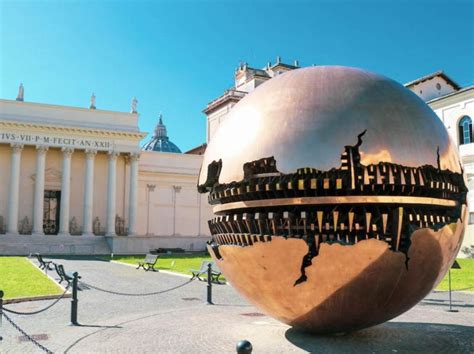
[0,94,212,255]
[404,72,474,257]
[203,60,474,257]
[203,57,299,142]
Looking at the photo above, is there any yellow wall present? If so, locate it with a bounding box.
[0,144,128,232]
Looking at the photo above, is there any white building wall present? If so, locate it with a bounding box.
[409,76,457,102]
[207,102,238,142]
[0,99,212,254]
[429,87,474,257]
[205,62,296,144]
[136,151,213,240]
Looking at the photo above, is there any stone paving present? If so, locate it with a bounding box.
[1,258,473,353]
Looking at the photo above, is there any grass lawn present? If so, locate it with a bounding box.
[436,258,474,291]
[113,253,226,280]
[0,257,63,300]
[0,255,470,300]
[115,254,473,291]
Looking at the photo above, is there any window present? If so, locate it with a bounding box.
[459,116,473,145]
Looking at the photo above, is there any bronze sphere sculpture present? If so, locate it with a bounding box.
[198,66,466,333]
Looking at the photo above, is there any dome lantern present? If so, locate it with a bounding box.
[142,114,182,153]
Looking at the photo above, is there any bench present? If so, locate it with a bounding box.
[137,254,160,272]
[190,261,223,284]
[31,253,53,271]
[53,263,73,285]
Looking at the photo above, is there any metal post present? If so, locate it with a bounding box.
[0,290,3,341]
[236,340,253,353]
[446,269,458,312]
[448,269,452,312]
[71,272,81,325]
[207,263,213,305]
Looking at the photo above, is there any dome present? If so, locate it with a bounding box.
[142,114,182,153]
[199,66,461,186]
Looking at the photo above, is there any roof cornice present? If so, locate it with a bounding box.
[404,71,461,90]
[427,85,474,108]
[203,90,247,114]
[0,98,136,117]
[0,119,147,140]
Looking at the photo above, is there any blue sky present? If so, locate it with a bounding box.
[1,0,473,152]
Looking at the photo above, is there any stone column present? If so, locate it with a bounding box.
[58,148,74,236]
[32,145,48,236]
[82,150,96,237]
[106,151,119,236]
[7,144,24,234]
[128,153,140,236]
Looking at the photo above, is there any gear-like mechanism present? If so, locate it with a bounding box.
[198,131,467,285]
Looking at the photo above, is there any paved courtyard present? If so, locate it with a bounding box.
[1,258,473,353]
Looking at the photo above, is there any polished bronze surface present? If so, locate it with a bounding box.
[199,66,461,186]
[198,66,467,334]
[208,214,465,333]
[213,196,458,214]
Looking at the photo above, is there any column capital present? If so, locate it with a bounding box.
[85,149,97,159]
[11,143,24,153]
[36,145,49,154]
[107,151,120,161]
[129,152,140,162]
[61,147,74,157]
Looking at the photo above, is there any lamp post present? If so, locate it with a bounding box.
[146,184,156,236]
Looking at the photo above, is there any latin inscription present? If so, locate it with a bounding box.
[0,132,112,149]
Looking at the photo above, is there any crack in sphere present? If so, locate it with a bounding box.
[198,66,467,333]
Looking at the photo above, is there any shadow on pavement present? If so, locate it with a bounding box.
[213,303,254,307]
[285,322,474,353]
[63,308,195,353]
[420,300,474,308]
[75,324,122,329]
[48,255,111,262]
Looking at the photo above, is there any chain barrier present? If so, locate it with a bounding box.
[2,312,53,353]
[79,278,195,296]
[3,285,70,316]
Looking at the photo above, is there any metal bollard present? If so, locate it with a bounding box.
[236,340,253,353]
[0,290,3,341]
[448,269,453,311]
[207,263,213,305]
[70,272,81,325]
